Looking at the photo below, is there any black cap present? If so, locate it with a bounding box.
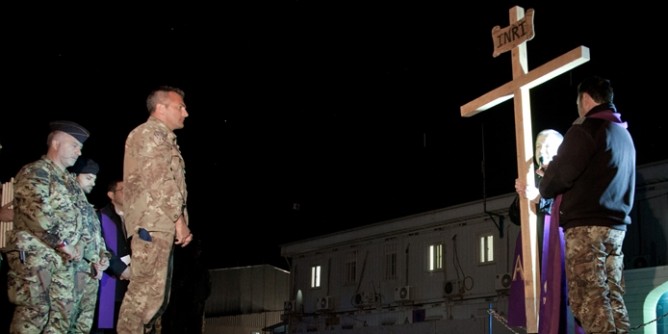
[49,120,90,144]
[70,157,99,175]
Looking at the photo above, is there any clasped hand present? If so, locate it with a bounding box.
[515,178,540,203]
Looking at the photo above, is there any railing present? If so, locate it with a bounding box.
[1,178,14,248]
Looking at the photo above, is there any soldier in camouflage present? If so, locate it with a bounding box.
[69,157,111,334]
[5,121,92,334]
[117,86,193,334]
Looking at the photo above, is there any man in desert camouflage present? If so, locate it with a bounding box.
[117,86,193,334]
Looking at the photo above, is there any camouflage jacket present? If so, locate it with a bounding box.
[73,194,111,273]
[123,116,188,238]
[11,156,89,251]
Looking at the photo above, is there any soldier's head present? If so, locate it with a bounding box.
[146,86,188,131]
[47,121,90,170]
[70,157,99,194]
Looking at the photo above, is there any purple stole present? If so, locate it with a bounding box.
[509,196,584,334]
[538,195,565,334]
[586,108,628,129]
[507,234,526,327]
[98,213,118,328]
[539,195,585,334]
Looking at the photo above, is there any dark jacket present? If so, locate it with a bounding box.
[539,104,635,231]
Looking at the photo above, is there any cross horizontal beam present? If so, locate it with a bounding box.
[461,46,590,117]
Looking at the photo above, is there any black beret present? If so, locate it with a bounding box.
[70,157,100,175]
[49,120,90,144]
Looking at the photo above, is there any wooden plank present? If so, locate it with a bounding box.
[461,46,590,117]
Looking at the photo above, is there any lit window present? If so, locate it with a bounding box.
[479,234,494,263]
[311,265,321,288]
[429,243,443,271]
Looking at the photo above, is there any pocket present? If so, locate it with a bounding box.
[6,252,43,306]
[132,237,161,278]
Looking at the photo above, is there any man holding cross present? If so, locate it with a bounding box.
[539,76,635,333]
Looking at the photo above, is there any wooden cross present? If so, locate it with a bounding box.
[460,6,589,333]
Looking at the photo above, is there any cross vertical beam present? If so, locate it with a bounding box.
[460,6,590,333]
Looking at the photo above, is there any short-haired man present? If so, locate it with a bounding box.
[539,76,635,333]
[6,120,91,333]
[118,86,193,333]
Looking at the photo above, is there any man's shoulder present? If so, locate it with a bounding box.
[21,156,49,169]
[127,119,168,141]
[16,158,54,181]
[98,204,116,217]
[127,120,152,136]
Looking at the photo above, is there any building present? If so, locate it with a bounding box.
[277,159,668,334]
[204,264,290,334]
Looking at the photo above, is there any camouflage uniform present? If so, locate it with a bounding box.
[118,116,188,333]
[70,192,110,334]
[5,156,88,334]
[565,226,628,333]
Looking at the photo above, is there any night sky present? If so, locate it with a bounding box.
[2,2,666,269]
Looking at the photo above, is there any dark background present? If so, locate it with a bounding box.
[2,1,666,270]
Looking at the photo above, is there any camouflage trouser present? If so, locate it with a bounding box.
[6,233,75,334]
[69,265,99,334]
[117,231,174,334]
[564,226,629,334]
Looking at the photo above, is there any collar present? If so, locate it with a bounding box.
[578,103,628,128]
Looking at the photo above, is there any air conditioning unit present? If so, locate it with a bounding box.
[283,300,295,312]
[354,291,380,306]
[394,285,412,301]
[495,272,512,290]
[444,280,458,296]
[316,296,331,311]
[353,292,365,306]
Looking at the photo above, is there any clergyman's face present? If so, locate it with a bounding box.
[111,181,124,208]
[535,133,562,168]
